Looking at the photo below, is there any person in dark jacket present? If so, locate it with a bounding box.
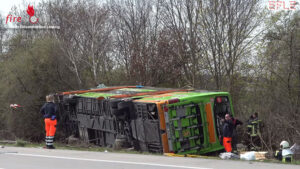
[40,94,58,149]
[230,115,243,152]
[223,114,234,152]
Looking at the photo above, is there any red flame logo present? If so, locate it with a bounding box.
[27,5,35,16]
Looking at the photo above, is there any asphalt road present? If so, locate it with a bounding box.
[0,146,298,169]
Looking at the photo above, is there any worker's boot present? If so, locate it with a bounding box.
[47,145,55,149]
[43,136,49,149]
[47,136,55,149]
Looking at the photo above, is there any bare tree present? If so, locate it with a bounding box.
[160,0,203,87]
[48,0,113,86]
[0,14,6,54]
[262,12,300,143]
[110,0,163,85]
[199,0,263,91]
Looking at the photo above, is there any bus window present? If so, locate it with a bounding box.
[214,96,232,141]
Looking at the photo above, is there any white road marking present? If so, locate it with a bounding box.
[9,153,213,169]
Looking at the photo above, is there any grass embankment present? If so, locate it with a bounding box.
[0,139,158,155]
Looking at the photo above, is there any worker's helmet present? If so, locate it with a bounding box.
[280,141,289,149]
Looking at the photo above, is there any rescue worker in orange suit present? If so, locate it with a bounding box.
[223,114,234,152]
[40,94,57,149]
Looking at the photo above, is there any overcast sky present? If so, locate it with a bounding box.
[0,0,299,18]
[0,0,41,16]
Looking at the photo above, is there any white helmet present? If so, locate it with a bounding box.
[280,141,289,149]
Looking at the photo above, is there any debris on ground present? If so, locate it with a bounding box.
[164,153,203,158]
[219,151,268,161]
[290,143,300,160]
[254,152,268,160]
[240,151,268,161]
[219,152,240,160]
[291,143,300,154]
[240,151,256,160]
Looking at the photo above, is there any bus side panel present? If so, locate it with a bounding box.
[157,103,166,130]
[157,102,170,153]
[205,103,216,143]
[161,133,169,153]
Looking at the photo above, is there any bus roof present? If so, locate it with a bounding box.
[135,91,230,102]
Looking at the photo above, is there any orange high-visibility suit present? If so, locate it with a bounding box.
[44,118,57,148]
[40,101,58,149]
[222,119,234,152]
[223,137,232,152]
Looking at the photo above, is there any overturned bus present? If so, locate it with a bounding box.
[57,86,234,155]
